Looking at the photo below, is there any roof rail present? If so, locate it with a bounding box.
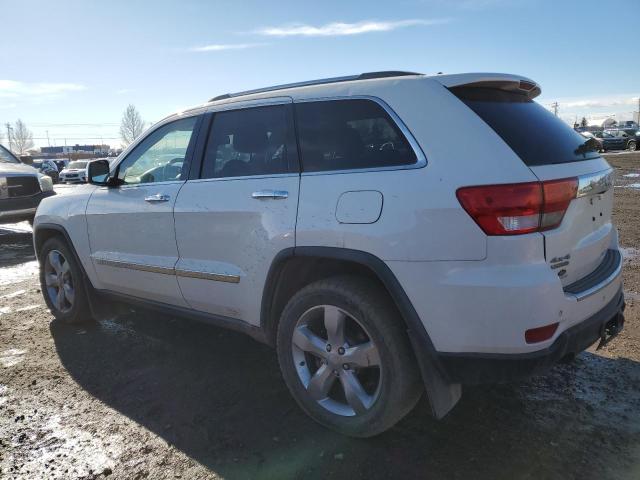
[208,71,422,102]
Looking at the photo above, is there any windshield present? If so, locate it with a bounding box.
[0,145,20,164]
[450,87,600,166]
[68,161,88,169]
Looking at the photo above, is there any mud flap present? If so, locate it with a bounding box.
[422,355,462,419]
[408,331,462,419]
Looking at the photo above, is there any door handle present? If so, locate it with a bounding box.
[251,190,288,200]
[144,193,170,203]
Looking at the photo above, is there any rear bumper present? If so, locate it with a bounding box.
[437,288,625,384]
[0,191,55,224]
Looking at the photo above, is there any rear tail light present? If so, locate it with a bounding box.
[456,178,578,235]
[525,322,559,343]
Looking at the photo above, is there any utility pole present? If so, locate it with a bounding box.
[5,123,12,151]
[551,102,559,116]
[46,130,50,147]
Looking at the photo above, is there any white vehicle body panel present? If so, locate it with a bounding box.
[85,181,188,306]
[33,71,623,363]
[174,174,299,323]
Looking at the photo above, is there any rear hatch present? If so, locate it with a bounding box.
[450,83,614,287]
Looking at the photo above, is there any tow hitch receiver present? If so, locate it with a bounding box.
[596,313,624,350]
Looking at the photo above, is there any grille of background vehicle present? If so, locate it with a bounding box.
[6,176,41,197]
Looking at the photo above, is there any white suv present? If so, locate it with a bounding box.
[33,71,625,437]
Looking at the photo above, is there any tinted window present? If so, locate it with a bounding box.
[118,117,197,184]
[451,87,600,166]
[201,105,296,179]
[295,99,417,172]
[0,145,19,164]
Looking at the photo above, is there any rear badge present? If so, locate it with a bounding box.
[550,254,571,270]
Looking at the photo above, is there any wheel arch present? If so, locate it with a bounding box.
[261,246,462,419]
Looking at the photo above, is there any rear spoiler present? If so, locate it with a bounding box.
[432,73,541,99]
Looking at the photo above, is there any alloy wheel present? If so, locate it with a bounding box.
[291,305,382,416]
[44,250,75,313]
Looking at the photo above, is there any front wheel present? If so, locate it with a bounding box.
[629,141,637,152]
[39,236,92,323]
[277,276,422,437]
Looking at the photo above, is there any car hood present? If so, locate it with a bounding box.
[0,162,38,175]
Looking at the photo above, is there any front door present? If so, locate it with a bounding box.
[86,116,200,305]
[174,100,300,324]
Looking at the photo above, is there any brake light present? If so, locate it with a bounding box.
[456,178,577,235]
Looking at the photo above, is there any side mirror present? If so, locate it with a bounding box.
[88,159,112,186]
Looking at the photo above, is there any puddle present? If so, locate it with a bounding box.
[624,183,640,189]
[0,260,39,286]
[0,348,27,367]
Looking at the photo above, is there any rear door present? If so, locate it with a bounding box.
[451,86,614,286]
[173,99,300,324]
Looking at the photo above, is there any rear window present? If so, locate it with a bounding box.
[451,87,600,166]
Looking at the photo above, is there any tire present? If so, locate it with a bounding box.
[629,141,637,152]
[39,236,92,324]
[276,275,422,437]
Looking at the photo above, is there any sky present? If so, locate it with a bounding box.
[0,0,638,149]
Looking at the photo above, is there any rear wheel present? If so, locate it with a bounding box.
[277,276,422,437]
[39,236,92,323]
[629,141,637,152]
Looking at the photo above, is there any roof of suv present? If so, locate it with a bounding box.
[168,71,541,122]
[206,71,540,104]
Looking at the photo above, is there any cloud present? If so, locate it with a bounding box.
[253,19,449,37]
[559,96,639,110]
[0,80,86,99]
[189,43,267,52]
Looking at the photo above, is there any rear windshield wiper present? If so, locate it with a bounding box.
[574,138,600,156]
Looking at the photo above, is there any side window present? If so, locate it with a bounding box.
[117,117,198,185]
[295,99,417,172]
[201,104,297,179]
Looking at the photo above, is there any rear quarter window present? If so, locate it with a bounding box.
[295,99,418,172]
[450,87,600,166]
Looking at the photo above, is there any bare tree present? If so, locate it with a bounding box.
[10,119,34,154]
[120,104,145,146]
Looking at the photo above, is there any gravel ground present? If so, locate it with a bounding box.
[1,156,640,480]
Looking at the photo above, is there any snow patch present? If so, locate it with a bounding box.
[0,348,27,367]
[625,183,640,189]
[623,173,640,178]
[0,260,39,286]
[1,289,27,299]
[620,247,640,262]
[16,305,40,312]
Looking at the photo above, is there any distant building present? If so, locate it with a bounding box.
[40,144,110,156]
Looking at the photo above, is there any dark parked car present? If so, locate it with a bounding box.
[0,144,55,224]
[32,159,60,183]
[596,130,637,151]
